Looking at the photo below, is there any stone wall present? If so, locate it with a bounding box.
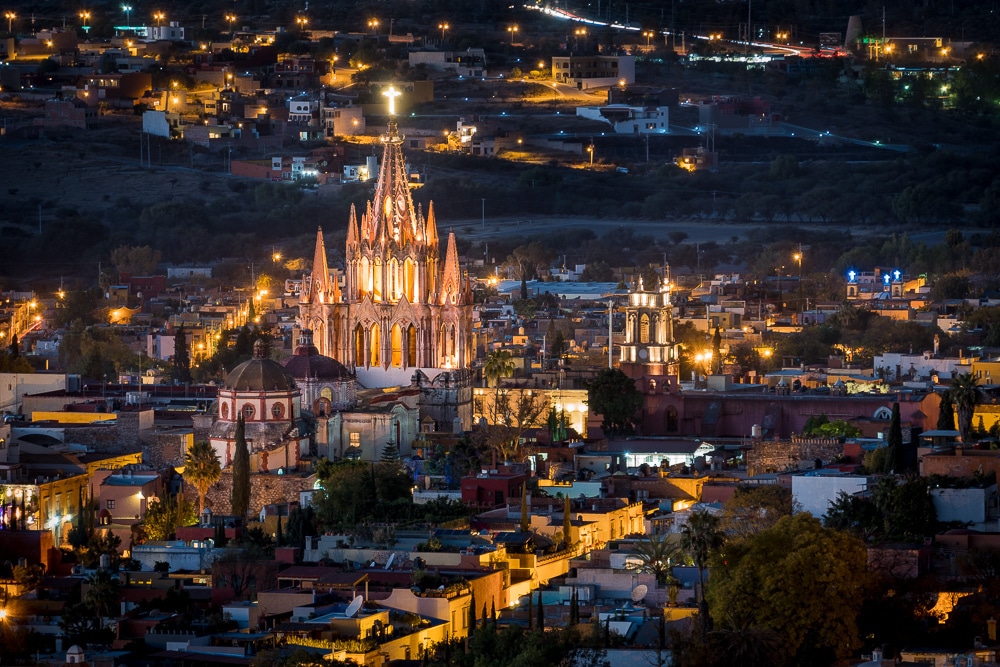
[747,437,845,476]
[65,410,149,456]
[143,429,193,469]
[203,470,315,517]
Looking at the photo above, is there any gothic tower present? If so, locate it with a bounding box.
[298,121,473,427]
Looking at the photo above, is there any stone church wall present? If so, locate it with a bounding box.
[203,470,315,518]
[747,437,845,476]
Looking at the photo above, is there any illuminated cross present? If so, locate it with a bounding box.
[383,85,402,115]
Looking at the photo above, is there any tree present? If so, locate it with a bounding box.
[12,563,44,591]
[680,510,725,638]
[951,372,982,443]
[586,368,643,436]
[886,402,905,472]
[231,413,251,521]
[628,534,681,584]
[472,388,549,463]
[719,485,795,541]
[707,514,866,666]
[185,440,222,514]
[85,569,122,628]
[110,244,161,276]
[143,493,196,541]
[173,326,192,383]
[937,389,955,431]
[483,349,515,388]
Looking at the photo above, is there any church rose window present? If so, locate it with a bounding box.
[242,404,255,419]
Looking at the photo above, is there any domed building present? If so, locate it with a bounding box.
[281,329,356,415]
[282,329,419,462]
[208,340,310,474]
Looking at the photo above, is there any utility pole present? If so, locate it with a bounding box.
[607,300,614,369]
[481,198,485,230]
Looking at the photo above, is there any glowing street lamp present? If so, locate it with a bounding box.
[368,18,379,34]
[507,24,518,45]
[793,251,802,276]
[438,22,449,43]
[643,30,655,47]
[586,142,594,166]
[226,13,237,36]
[78,10,90,33]
[121,4,133,27]
[153,11,165,26]
[295,15,308,31]
[5,11,15,33]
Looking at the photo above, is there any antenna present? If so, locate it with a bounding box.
[345,595,363,618]
[631,584,648,602]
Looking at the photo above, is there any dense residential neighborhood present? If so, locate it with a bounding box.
[3,0,1000,666]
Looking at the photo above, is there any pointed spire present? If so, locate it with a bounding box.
[347,203,359,249]
[439,230,462,305]
[425,201,439,248]
[309,227,331,304]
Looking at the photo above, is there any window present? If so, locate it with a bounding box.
[107,499,116,510]
[243,404,255,419]
[221,403,229,419]
[350,432,361,446]
[271,403,285,419]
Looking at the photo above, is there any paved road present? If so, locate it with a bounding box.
[447,216,853,244]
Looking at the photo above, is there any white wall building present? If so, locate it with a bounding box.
[791,472,869,519]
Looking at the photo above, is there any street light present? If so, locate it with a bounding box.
[295,15,308,31]
[507,24,518,45]
[153,11,165,26]
[793,251,802,276]
[438,22,449,44]
[643,30,655,48]
[226,13,237,36]
[121,4,132,27]
[368,18,379,34]
[5,11,15,33]
[586,142,594,166]
[78,10,90,33]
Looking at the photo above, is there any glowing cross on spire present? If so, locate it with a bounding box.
[383,85,402,115]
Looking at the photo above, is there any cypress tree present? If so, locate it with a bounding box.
[937,390,955,431]
[9,333,18,357]
[214,520,227,547]
[887,402,904,472]
[275,515,284,546]
[173,326,191,383]
[231,413,251,521]
[563,496,572,545]
[520,485,529,533]
[481,603,488,629]
[468,590,476,637]
[536,591,544,631]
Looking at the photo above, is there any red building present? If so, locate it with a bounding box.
[460,471,526,510]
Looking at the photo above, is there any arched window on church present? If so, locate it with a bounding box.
[389,258,400,301]
[373,258,383,302]
[271,403,285,420]
[360,257,371,299]
[242,404,255,420]
[406,324,417,367]
[221,403,229,420]
[666,406,679,432]
[354,325,365,367]
[390,324,403,367]
[640,314,650,344]
[649,379,657,393]
[369,324,381,367]
[404,258,415,303]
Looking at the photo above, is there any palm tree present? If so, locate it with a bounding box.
[629,534,681,585]
[680,510,725,637]
[951,372,982,443]
[483,349,515,388]
[85,569,121,628]
[185,440,222,514]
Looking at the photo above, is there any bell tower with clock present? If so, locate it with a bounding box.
[620,275,681,380]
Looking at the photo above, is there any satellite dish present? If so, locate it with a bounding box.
[345,595,363,618]
[385,553,396,570]
[631,584,648,602]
